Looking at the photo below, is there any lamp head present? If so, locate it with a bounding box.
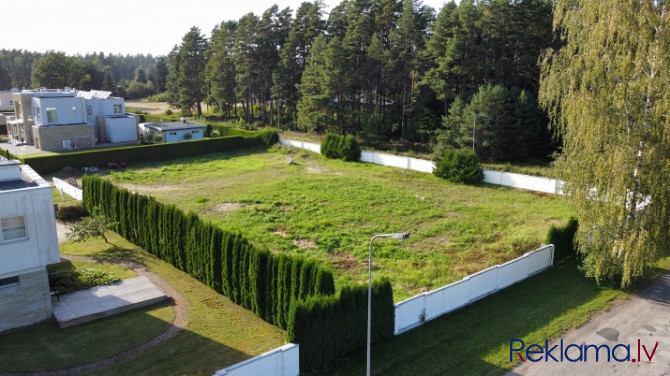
[391,232,410,240]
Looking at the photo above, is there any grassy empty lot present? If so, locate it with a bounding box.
[105,146,572,301]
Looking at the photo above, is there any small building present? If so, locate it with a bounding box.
[139,119,206,143]
[0,160,60,333]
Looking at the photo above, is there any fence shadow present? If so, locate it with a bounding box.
[322,261,611,376]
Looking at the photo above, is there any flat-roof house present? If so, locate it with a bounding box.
[0,160,60,333]
[7,88,137,150]
[139,119,206,143]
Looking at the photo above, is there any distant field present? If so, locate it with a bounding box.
[105,146,573,301]
[125,100,172,115]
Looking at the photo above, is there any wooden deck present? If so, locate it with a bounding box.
[52,276,169,328]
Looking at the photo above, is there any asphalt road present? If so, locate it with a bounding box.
[507,272,670,376]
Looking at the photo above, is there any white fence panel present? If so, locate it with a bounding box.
[496,257,529,289]
[394,294,427,334]
[302,141,321,154]
[213,343,299,376]
[483,170,503,185]
[360,150,375,163]
[394,245,555,335]
[466,267,499,302]
[374,152,410,169]
[408,157,435,173]
[499,172,558,194]
[53,177,83,201]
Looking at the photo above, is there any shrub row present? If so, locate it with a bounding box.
[434,149,484,185]
[287,279,395,372]
[20,130,278,175]
[321,133,361,162]
[546,217,579,261]
[82,175,334,328]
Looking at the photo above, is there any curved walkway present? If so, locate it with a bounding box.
[0,229,189,376]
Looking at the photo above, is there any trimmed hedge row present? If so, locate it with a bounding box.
[546,217,579,261]
[287,279,395,371]
[321,133,361,162]
[83,175,333,328]
[20,129,278,175]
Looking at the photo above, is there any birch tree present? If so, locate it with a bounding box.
[540,0,670,286]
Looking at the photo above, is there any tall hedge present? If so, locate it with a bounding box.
[20,129,278,175]
[287,279,395,372]
[82,175,331,327]
[546,217,579,261]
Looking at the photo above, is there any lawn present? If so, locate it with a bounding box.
[104,146,572,301]
[0,232,287,375]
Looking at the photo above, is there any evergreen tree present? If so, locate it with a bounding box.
[540,0,670,286]
[176,27,209,116]
[154,57,169,93]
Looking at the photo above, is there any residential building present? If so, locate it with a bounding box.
[0,90,14,112]
[0,159,60,333]
[139,119,206,143]
[6,88,137,150]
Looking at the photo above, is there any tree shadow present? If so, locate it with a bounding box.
[320,261,619,376]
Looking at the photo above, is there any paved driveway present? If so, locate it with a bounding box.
[507,272,670,376]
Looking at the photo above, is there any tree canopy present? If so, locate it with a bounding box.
[540,0,670,286]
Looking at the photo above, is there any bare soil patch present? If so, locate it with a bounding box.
[211,202,242,213]
[293,239,316,248]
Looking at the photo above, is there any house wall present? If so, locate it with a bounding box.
[0,269,53,333]
[33,124,95,151]
[0,91,14,112]
[104,116,137,143]
[163,128,205,143]
[33,96,85,126]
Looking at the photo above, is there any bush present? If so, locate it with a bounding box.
[210,130,220,138]
[321,133,361,162]
[183,132,192,140]
[56,201,88,220]
[433,149,484,185]
[48,262,121,294]
[546,218,579,261]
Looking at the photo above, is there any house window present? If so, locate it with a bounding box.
[34,107,41,124]
[0,276,20,288]
[87,105,92,116]
[192,130,199,134]
[46,108,58,123]
[113,104,123,114]
[169,132,177,135]
[0,216,27,242]
[9,100,13,106]
[72,106,78,117]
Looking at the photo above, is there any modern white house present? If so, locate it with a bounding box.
[6,88,137,150]
[0,159,60,333]
[139,119,206,143]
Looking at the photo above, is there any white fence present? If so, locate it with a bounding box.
[212,343,299,376]
[394,244,554,335]
[279,138,564,194]
[53,177,83,201]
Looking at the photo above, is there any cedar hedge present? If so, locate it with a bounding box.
[546,217,579,261]
[83,175,396,371]
[83,175,331,328]
[18,129,278,175]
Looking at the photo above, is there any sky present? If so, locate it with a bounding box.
[4,0,451,57]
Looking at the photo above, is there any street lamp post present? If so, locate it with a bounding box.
[473,112,484,153]
[367,232,409,376]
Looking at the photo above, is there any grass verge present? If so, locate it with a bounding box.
[0,231,286,376]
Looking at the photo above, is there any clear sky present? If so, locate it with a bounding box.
[4,0,450,57]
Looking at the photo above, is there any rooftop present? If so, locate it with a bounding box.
[141,120,206,132]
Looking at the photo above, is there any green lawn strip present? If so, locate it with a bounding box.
[320,261,626,376]
[58,232,287,376]
[105,147,572,301]
[0,303,174,372]
[481,161,556,178]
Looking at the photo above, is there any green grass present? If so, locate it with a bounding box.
[0,232,287,375]
[103,146,572,301]
[320,260,625,376]
[482,161,556,178]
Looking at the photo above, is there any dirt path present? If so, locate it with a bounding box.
[0,223,189,376]
[507,272,670,376]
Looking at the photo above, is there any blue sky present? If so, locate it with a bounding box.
[5,0,451,57]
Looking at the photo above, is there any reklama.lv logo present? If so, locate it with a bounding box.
[510,339,659,363]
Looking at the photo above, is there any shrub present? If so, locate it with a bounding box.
[321,133,361,162]
[48,264,121,294]
[183,132,192,140]
[546,217,579,261]
[56,201,88,220]
[210,130,220,138]
[433,149,483,185]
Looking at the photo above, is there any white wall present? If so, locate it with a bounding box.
[279,138,564,194]
[394,245,554,334]
[164,128,205,143]
[0,91,13,112]
[105,116,137,143]
[33,96,85,126]
[0,165,60,279]
[212,343,299,376]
